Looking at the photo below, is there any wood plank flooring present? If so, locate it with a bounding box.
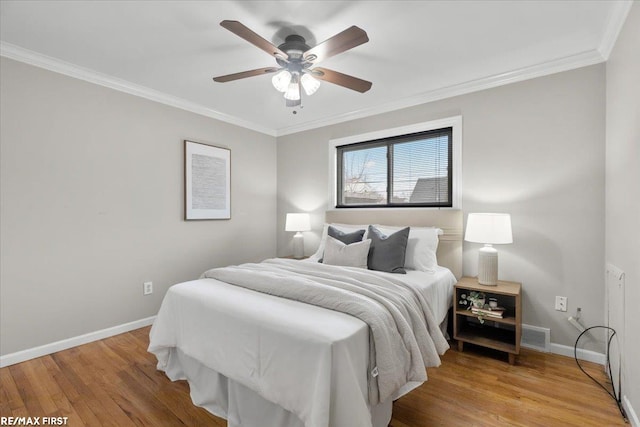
[0,327,626,426]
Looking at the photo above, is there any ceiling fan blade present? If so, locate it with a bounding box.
[311,67,372,93]
[213,67,280,83]
[220,20,288,60]
[303,26,369,63]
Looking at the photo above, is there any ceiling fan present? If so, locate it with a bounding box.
[213,20,372,108]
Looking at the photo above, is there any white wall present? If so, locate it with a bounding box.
[605,2,640,421]
[0,58,277,356]
[277,64,606,350]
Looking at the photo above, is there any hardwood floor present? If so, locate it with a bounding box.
[390,345,626,427]
[0,327,625,427]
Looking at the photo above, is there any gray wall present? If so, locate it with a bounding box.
[0,58,277,355]
[278,64,606,350]
[605,2,640,418]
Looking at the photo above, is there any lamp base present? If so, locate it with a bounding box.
[292,232,305,259]
[478,245,498,286]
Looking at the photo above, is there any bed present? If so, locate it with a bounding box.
[148,209,462,427]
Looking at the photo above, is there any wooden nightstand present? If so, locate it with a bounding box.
[453,276,522,364]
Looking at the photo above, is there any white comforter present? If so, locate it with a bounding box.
[149,259,455,427]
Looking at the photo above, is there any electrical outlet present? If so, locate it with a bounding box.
[555,296,567,312]
[143,281,153,296]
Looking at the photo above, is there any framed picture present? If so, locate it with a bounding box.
[184,140,231,220]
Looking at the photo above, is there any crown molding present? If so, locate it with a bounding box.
[0,42,277,137]
[1,41,608,139]
[597,1,633,60]
[275,49,605,136]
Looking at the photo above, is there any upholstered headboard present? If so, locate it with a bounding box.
[325,209,463,279]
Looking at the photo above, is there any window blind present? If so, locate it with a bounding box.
[337,128,452,208]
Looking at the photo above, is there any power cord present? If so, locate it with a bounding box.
[574,326,628,422]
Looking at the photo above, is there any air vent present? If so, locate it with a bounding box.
[522,324,550,352]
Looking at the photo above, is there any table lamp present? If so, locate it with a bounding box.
[464,213,513,286]
[285,213,311,259]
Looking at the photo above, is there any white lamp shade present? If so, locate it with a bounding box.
[271,70,292,92]
[284,73,301,101]
[284,83,300,100]
[301,73,320,96]
[465,213,513,244]
[285,213,311,232]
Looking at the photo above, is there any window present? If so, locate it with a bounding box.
[336,127,453,208]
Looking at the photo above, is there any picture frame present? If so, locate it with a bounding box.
[184,140,231,220]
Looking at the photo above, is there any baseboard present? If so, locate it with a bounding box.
[0,316,156,368]
[520,323,606,364]
[624,395,639,427]
[549,342,606,365]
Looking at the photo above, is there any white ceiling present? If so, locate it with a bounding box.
[0,1,631,136]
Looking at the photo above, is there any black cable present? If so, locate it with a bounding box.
[574,325,628,422]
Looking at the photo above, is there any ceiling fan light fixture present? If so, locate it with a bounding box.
[301,73,321,96]
[284,73,301,101]
[284,82,301,101]
[271,70,291,92]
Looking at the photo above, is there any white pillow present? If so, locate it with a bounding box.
[309,223,369,261]
[322,236,371,269]
[374,225,442,272]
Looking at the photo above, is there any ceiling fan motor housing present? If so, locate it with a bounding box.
[276,35,312,70]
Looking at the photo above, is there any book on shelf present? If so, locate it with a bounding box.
[471,307,506,318]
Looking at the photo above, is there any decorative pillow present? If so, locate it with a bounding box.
[367,225,410,274]
[309,223,369,261]
[374,225,442,272]
[318,226,366,262]
[322,236,371,269]
[328,226,366,244]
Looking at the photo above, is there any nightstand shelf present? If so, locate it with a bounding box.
[454,308,517,326]
[453,276,522,364]
[455,327,517,354]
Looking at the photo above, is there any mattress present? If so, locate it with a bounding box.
[149,260,456,427]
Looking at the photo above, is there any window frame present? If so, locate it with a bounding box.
[328,116,462,210]
[336,128,453,208]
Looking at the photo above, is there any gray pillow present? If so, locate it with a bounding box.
[328,226,366,244]
[367,225,410,274]
[319,226,366,262]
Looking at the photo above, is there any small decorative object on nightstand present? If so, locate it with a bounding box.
[454,276,522,364]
